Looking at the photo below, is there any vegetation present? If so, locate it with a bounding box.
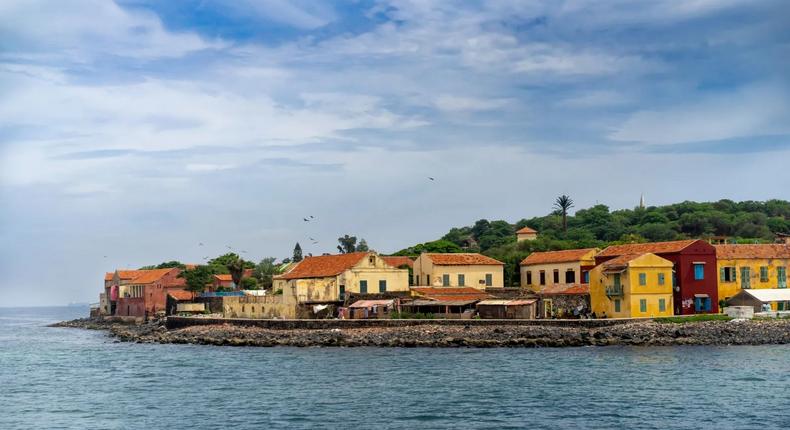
[336,234,370,253]
[553,194,574,232]
[292,243,303,262]
[389,311,435,319]
[253,257,280,290]
[654,314,733,323]
[239,277,259,290]
[138,261,186,270]
[178,266,214,294]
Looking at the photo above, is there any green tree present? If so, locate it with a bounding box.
[337,234,358,253]
[240,277,259,290]
[178,266,214,294]
[293,243,303,262]
[224,255,247,290]
[357,238,370,252]
[253,257,279,290]
[553,195,575,232]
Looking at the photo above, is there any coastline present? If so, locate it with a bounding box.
[50,317,790,348]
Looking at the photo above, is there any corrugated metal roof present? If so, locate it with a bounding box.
[408,299,479,306]
[349,299,395,308]
[740,289,790,302]
[477,299,537,306]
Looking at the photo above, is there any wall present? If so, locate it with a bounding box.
[521,262,582,291]
[590,254,674,318]
[116,297,145,317]
[539,294,590,318]
[516,232,537,242]
[223,296,297,319]
[413,255,504,289]
[717,257,789,302]
[674,242,718,315]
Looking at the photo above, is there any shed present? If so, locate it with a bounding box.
[476,299,537,319]
[726,289,790,313]
[348,299,397,319]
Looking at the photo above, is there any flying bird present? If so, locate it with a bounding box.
[428,177,435,181]
[198,242,204,246]
[309,237,314,241]
[303,218,310,222]
[309,215,314,219]
[226,245,233,250]
[103,255,107,258]
[203,256,209,260]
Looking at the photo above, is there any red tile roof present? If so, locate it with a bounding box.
[538,283,590,295]
[597,239,699,257]
[411,287,491,302]
[516,226,537,234]
[715,244,790,259]
[116,270,147,280]
[167,290,194,301]
[381,256,414,269]
[425,253,504,266]
[104,272,114,281]
[521,248,598,265]
[214,274,233,282]
[128,268,176,284]
[600,254,642,271]
[277,252,369,280]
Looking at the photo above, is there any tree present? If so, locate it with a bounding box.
[253,257,279,290]
[293,243,303,262]
[138,261,185,270]
[337,234,357,253]
[553,195,575,232]
[178,266,214,294]
[240,277,259,290]
[223,254,247,290]
[357,238,369,252]
[208,253,254,273]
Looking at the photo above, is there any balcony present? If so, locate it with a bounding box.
[605,284,624,297]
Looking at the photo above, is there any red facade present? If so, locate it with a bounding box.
[595,240,718,315]
[144,269,187,316]
[116,297,145,317]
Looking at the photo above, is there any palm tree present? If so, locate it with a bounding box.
[553,195,574,232]
[226,255,246,290]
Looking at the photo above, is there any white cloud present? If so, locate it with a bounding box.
[433,95,512,112]
[185,163,237,172]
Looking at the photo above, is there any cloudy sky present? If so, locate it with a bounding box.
[1,0,789,306]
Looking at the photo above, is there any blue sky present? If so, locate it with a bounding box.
[1,0,789,306]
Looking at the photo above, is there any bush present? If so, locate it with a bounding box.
[654,314,732,323]
[389,311,435,319]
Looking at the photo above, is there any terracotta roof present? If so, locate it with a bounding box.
[424,253,504,266]
[600,254,642,271]
[411,287,491,302]
[214,274,233,282]
[104,272,113,281]
[516,226,537,234]
[277,252,369,280]
[128,268,176,284]
[521,248,597,265]
[538,283,590,295]
[381,256,414,269]
[167,290,194,301]
[597,239,699,257]
[715,244,790,260]
[116,270,147,280]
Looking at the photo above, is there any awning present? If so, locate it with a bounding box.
[694,294,709,298]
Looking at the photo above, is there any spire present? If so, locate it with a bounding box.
[639,193,645,209]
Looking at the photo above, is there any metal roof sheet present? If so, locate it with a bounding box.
[740,289,790,302]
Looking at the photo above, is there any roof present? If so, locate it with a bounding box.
[600,254,643,272]
[167,290,194,301]
[521,248,597,265]
[116,270,146,280]
[349,299,395,308]
[128,269,176,285]
[424,253,504,266]
[277,252,369,280]
[381,256,414,269]
[408,299,480,307]
[214,274,233,282]
[597,239,699,257]
[411,287,491,302]
[104,272,113,281]
[516,226,537,234]
[738,289,790,302]
[477,299,537,306]
[715,244,790,260]
[538,283,590,295]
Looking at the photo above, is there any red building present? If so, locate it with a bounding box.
[595,239,718,315]
[209,268,255,291]
[115,268,189,318]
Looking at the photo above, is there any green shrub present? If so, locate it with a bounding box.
[389,311,435,319]
[655,314,732,323]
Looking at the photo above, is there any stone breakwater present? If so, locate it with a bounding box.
[51,318,790,348]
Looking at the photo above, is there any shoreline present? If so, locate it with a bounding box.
[50,317,790,348]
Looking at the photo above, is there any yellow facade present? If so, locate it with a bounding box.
[413,254,504,289]
[520,249,598,291]
[589,253,674,318]
[277,253,409,305]
[716,258,789,302]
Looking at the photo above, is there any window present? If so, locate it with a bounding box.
[779,302,785,311]
[565,270,575,283]
[553,269,560,284]
[613,273,621,287]
[426,275,430,286]
[339,285,346,299]
[369,256,375,265]
[360,280,368,294]
[458,274,465,286]
[658,273,665,285]
[442,274,450,287]
[694,297,711,312]
[379,280,387,292]
[693,263,705,280]
[779,267,787,289]
[485,273,493,287]
[539,271,546,285]
[583,271,590,283]
[760,266,769,282]
[640,299,647,313]
[639,273,646,286]
[659,298,666,312]
[741,267,751,289]
[614,299,621,313]
[526,271,533,285]
[720,267,737,282]
[414,275,419,285]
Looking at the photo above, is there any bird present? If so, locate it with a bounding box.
[203,256,209,260]
[309,215,314,219]
[303,218,310,222]
[198,242,204,246]
[309,237,315,241]
[428,177,435,181]
[103,255,107,258]
[226,245,232,249]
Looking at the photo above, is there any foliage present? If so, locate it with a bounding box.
[389,311,435,319]
[393,239,463,256]
[292,243,303,262]
[654,314,732,323]
[553,194,575,232]
[253,257,280,290]
[138,261,186,270]
[223,254,247,290]
[337,234,358,253]
[357,238,369,252]
[207,253,254,274]
[178,266,214,294]
[240,277,260,290]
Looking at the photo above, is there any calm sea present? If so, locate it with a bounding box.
[1,306,789,429]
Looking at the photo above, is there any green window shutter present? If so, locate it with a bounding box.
[732,268,737,282]
[720,268,725,282]
[639,273,646,286]
[614,299,621,313]
[640,299,647,312]
[379,280,386,292]
[659,299,666,312]
[360,280,367,294]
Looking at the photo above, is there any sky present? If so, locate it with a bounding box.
[1,0,789,306]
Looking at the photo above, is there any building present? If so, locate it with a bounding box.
[536,283,591,319]
[715,244,790,302]
[209,268,255,291]
[273,252,410,306]
[516,226,538,242]
[476,299,537,319]
[519,248,599,291]
[595,239,718,315]
[115,268,189,318]
[380,256,414,269]
[347,299,398,319]
[589,253,675,318]
[412,253,504,289]
[726,289,790,313]
[404,287,491,318]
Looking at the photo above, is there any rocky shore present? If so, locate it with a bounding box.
[50,317,790,348]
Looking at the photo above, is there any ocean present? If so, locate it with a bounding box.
[1,306,789,429]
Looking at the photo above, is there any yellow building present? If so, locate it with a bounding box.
[516,226,538,242]
[520,248,599,291]
[715,244,790,302]
[412,253,504,289]
[274,252,409,305]
[589,253,674,318]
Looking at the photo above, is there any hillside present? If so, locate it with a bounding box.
[395,199,790,287]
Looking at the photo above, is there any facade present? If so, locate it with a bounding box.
[347,299,398,319]
[115,268,188,318]
[726,289,790,313]
[715,244,790,302]
[380,256,414,269]
[274,252,409,306]
[209,268,255,291]
[536,283,591,319]
[412,253,504,289]
[520,248,599,291]
[476,299,537,319]
[222,295,296,319]
[589,253,675,318]
[516,226,538,242]
[405,287,491,317]
[595,239,718,315]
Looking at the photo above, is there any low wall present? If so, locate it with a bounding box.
[166,316,634,330]
[222,296,297,319]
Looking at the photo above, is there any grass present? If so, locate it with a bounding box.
[654,314,733,324]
